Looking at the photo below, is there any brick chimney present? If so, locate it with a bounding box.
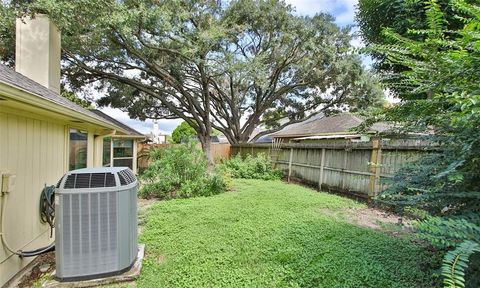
[15,14,61,94]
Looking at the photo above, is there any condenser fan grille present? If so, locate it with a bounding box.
[118,169,135,185]
[63,173,116,189]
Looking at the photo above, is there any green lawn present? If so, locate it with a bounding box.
[138,179,440,288]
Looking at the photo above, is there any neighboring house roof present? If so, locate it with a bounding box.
[0,64,140,136]
[291,134,361,141]
[271,113,391,138]
[91,110,144,137]
[216,135,230,144]
[255,135,273,143]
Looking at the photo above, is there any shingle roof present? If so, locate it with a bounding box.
[0,64,148,137]
[271,113,391,138]
[91,110,144,137]
[0,63,123,129]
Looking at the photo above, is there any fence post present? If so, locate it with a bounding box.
[341,150,348,190]
[318,148,326,190]
[287,148,294,182]
[374,148,383,195]
[368,139,382,199]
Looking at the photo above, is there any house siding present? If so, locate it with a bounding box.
[0,109,66,286]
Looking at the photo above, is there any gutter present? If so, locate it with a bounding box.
[110,134,146,139]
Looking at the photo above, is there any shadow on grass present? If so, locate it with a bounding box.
[265,218,442,288]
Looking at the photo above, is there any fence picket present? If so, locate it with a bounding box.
[232,140,432,199]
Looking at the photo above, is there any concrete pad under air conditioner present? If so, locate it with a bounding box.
[43,244,145,288]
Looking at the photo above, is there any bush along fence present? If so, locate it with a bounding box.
[137,143,231,172]
[232,139,434,199]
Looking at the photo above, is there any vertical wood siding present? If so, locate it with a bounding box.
[0,110,66,286]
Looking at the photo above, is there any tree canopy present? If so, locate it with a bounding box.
[171,121,197,144]
[61,90,92,109]
[0,0,384,162]
[356,0,471,95]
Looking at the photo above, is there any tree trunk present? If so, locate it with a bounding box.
[199,134,214,167]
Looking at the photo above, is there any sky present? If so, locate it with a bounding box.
[99,0,362,135]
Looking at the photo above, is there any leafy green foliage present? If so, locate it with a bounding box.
[362,1,480,286]
[61,90,92,109]
[171,121,197,144]
[0,3,15,67]
[139,179,441,287]
[356,0,468,87]
[139,144,226,199]
[219,153,282,180]
[0,0,383,146]
[442,241,480,288]
[412,216,480,248]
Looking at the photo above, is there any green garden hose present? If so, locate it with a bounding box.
[39,185,56,238]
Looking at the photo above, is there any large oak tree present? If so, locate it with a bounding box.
[1,0,383,163]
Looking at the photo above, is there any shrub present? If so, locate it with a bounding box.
[219,153,283,180]
[139,143,226,199]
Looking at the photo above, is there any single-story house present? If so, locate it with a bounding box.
[0,15,143,286]
[271,113,391,144]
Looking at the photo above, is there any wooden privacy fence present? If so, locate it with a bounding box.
[137,143,231,171]
[232,139,433,199]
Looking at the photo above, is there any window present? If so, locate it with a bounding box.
[113,158,133,170]
[113,139,133,158]
[112,139,134,170]
[69,129,88,170]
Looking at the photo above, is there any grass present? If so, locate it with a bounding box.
[138,179,441,288]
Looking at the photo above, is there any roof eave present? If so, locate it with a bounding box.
[112,134,146,139]
[0,81,131,134]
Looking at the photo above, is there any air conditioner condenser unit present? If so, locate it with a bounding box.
[55,167,138,281]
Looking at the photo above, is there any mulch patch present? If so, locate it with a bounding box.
[17,252,55,288]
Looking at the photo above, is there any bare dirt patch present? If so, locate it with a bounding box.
[138,198,157,210]
[138,198,158,235]
[320,207,413,235]
[156,254,167,264]
[16,251,55,288]
[345,208,402,229]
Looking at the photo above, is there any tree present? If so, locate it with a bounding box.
[360,0,480,285]
[171,121,197,144]
[61,90,92,109]
[0,0,383,164]
[356,0,469,95]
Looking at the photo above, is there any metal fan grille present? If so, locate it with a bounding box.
[63,173,116,189]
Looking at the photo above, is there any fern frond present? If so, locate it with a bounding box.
[452,0,480,21]
[442,240,480,288]
[424,0,446,37]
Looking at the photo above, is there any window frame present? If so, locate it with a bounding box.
[104,137,135,171]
